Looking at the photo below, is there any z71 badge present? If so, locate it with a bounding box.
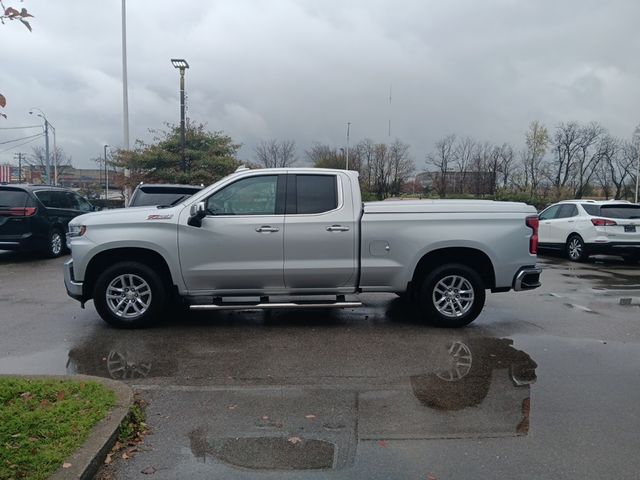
[147,214,173,220]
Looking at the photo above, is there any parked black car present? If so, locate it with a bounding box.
[128,183,203,207]
[0,184,95,257]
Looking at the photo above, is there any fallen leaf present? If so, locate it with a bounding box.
[141,466,156,475]
[427,474,437,480]
[56,391,65,401]
[62,463,72,469]
[20,392,32,401]
[305,414,316,420]
[228,404,237,410]
[40,399,50,409]
[122,452,130,460]
[287,436,302,445]
[104,453,113,465]
[377,440,388,448]
[261,415,269,421]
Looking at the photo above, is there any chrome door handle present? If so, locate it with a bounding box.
[255,226,279,233]
[326,225,350,232]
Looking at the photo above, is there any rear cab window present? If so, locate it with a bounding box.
[290,175,338,214]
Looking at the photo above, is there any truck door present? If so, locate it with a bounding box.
[178,174,285,292]
[283,173,357,290]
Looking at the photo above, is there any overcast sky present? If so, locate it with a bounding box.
[1,0,639,170]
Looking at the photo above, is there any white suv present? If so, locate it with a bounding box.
[538,200,640,262]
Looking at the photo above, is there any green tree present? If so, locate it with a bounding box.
[114,121,242,186]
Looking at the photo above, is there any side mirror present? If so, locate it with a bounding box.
[187,201,207,227]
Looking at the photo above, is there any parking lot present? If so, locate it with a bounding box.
[1,250,639,479]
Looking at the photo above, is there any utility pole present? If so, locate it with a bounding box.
[122,0,131,203]
[346,122,351,170]
[14,153,25,183]
[171,59,189,172]
[104,145,109,202]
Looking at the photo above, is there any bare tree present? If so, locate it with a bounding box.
[572,122,605,198]
[496,143,515,189]
[523,120,549,197]
[254,139,297,168]
[27,145,73,181]
[387,139,414,196]
[426,134,456,197]
[551,121,581,193]
[453,137,475,194]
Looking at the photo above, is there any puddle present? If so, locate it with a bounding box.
[0,347,70,375]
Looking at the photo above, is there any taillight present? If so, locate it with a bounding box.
[591,218,617,226]
[0,207,37,217]
[526,215,538,255]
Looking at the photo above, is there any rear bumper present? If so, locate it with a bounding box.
[513,266,542,291]
[64,259,84,302]
[586,242,640,256]
[0,233,37,251]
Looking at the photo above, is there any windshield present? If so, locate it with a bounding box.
[0,188,30,208]
[600,205,640,219]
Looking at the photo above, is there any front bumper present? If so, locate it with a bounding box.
[63,259,84,302]
[513,266,542,291]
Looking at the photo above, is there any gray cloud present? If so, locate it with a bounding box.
[2,0,639,169]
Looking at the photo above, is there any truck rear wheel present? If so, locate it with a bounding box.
[93,261,166,328]
[418,263,485,327]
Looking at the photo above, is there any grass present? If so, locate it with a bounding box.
[0,378,115,480]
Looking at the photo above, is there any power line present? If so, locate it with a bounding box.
[0,132,44,145]
[0,133,43,154]
[0,124,42,130]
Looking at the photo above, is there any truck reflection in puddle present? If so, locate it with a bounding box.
[67,328,536,471]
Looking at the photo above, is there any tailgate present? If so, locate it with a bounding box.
[600,204,640,242]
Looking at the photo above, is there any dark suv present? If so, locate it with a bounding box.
[0,184,94,257]
[128,183,202,207]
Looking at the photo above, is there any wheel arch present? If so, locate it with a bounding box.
[411,247,495,291]
[83,247,175,300]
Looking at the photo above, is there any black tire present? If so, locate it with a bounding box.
[93,261,166,328]
[566,234,587,262]
[45,228,65,258]
[418,263,485,328]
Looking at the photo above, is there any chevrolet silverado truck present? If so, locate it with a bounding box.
[63,167,541,328]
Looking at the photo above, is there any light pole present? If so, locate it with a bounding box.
[104,145,109,201]
[171,58,189,172]
[346,122,351,170]
[28,108,55,185]
[634,124,640,204]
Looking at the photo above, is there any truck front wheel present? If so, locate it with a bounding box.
[93,261,166,328]
[418,264,485,327]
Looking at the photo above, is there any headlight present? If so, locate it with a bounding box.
[67,224,87,238]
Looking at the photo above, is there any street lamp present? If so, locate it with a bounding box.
[104,145,110,202]
[171,58,189,172]
[634,124,640,204]
[28,108,56,185]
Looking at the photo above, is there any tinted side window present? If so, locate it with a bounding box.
[206,176,278,215]
[581,204,600,216]
[69,193,93,212]
[295,175,337,214]
[557,204,578,218]
[35,190,54,208]
[539,204,560,220]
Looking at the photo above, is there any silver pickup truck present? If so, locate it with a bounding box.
[64,167,541,328]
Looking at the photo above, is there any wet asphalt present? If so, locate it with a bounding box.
[0,251,639,479]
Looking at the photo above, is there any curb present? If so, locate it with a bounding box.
[0,374,134,480]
